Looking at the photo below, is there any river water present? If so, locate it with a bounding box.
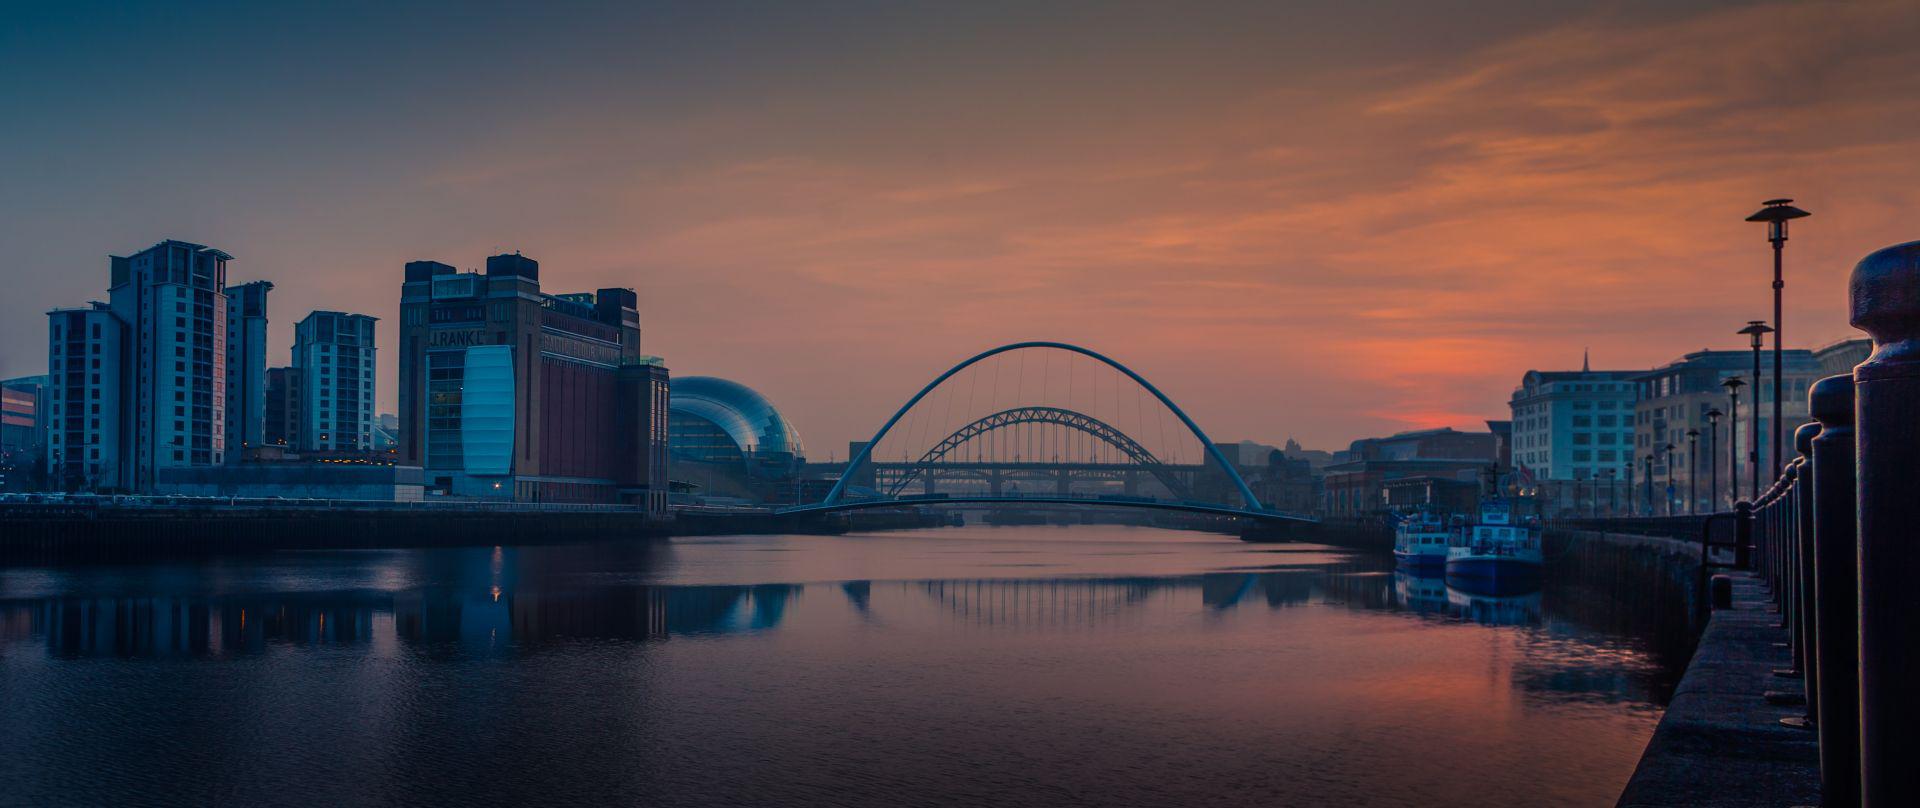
[0,525,1687,807]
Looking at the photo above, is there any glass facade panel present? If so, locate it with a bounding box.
[426,350,465,469]
[461,345,516,476]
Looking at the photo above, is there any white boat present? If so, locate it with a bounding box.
[1444,498,1543,592]
[1392,509,1451,571]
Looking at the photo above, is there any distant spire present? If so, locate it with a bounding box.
[1582,348,1590,373]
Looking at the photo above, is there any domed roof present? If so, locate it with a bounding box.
[669,376,804,458]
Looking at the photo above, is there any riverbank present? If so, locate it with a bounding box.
[1615,569,1821,807]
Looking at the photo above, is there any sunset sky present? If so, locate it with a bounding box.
[3,0,1917,454]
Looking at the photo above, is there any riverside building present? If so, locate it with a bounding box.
[1632,348,1822,514]
[397,253,669,510]
[224,280,273,455]
[44,303,123,490]
[42,240,277,492]
[292,311,378,452]
[1509,364,1640,482]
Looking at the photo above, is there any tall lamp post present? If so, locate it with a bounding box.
[1603,468,1616,516]
[1662,442,1676,516]
[1681,427,1697,510]
[1745,198,1810,486]
[1738,321,1773,498]
[1643,454,1655,516]
[1626,461,1635,516]
[1706,408,1722,511]
[1722,376,1746,503]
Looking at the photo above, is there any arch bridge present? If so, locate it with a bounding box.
[782,341,1316,525]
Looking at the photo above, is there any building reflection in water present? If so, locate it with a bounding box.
[0,582,805,659]
[0,557,1681,710]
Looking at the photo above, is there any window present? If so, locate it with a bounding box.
[1573,433,1592,445]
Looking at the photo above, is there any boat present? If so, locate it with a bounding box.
[1444,498,1543,592]
[1392,508,1452,571]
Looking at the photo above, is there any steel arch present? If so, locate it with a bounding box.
[824,341,1263,510]
[883,406,1191,498]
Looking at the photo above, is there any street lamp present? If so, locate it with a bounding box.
[1604,468,1617,516]
[1706,408,1722,511]
[1626,460,1635,516]
[1722,376,1746,504]
[1746,198,1810,489]
[1686,428,1700,515]
[1737,320,1773,499]
[1662,442,1676,516]
[1643,454,1655,516]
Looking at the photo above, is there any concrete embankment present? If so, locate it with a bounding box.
[1549,529,1819,806]
[1615,571,1821,806]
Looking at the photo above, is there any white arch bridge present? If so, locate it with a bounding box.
[778,341,1317,526]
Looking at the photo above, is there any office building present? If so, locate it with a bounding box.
[292,311,377,452]
[1,375,49,490]
[1815,337,1871,379]
[45,303,124,490]
[397,253,670,509]
[1508,362,1639,481]
[1,375,46,454]
[1632,348,1822,514]
[1322,427,1499,516]
[224,280,273,455]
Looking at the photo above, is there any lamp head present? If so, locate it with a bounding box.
[1746,199,1811,242]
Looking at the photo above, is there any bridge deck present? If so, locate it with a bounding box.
[778,494,1315,523]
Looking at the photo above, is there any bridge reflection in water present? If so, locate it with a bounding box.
[2,567,1650,674]
[0,529,1695,807]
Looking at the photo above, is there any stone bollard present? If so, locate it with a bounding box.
[1711,574,1733,610]
[1794,428,1820,725]
[1811,374,1859,807]
[1848,239,1920,806]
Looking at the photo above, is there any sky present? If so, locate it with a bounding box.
[3,0,1917,455]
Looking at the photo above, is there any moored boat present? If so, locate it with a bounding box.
[1392,508,1452,571]
[1444,498,1543,592]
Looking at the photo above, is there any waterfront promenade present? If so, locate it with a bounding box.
[1618,570,1820,806]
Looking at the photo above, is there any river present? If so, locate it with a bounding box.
[0,524,1687,807]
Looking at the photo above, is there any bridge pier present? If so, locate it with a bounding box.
[990,469,1004,496]
[1123,470,1139,496]
[1055,469,1071,495]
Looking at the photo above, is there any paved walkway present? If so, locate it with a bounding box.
[1617,572,1821,807]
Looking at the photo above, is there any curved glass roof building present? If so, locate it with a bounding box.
[668,377,805,466]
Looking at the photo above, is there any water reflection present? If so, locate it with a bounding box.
[1389,569,1544,626]
[1,567,1643,674]
[0,529,1689,807]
